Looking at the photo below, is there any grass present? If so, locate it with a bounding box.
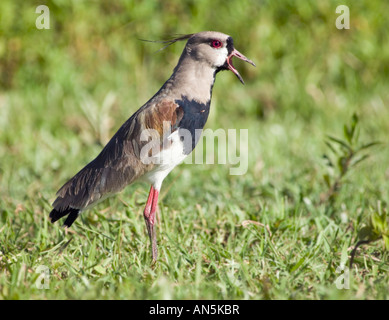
[0,0,388,299]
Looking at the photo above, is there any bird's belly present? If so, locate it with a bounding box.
[142,130,188,189]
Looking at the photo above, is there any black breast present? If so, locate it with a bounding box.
[175,97,211,155]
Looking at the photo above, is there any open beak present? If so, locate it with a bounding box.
[226,48,256,84]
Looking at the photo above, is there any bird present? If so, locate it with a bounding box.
[49,31,255,262]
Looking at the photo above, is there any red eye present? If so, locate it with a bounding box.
[211,40,222,49]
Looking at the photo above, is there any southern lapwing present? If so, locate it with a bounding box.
[50,31,255,262]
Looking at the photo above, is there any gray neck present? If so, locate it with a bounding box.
[160,54,216,104]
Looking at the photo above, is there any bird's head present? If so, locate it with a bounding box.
[183,31,256,84]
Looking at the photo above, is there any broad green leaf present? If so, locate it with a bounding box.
[327,135,352,152]
[325,141,339,156]
[357,141,383,152]
[337,156,348,175]
[344,124,352,144]
[350,154,369,168]
[350,113,359,142]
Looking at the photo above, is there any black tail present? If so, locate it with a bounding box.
[49,207,80,228]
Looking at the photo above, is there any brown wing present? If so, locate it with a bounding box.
[52,99,184,212]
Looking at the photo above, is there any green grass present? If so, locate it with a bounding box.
[0,0,388,299]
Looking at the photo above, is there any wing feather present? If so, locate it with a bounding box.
[52,99,183,214]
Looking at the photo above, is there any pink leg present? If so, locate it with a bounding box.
[144,186,154,220]
[150,188,159,225]
[143,186,159,262]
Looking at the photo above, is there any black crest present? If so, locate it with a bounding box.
[139,33,194,53]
